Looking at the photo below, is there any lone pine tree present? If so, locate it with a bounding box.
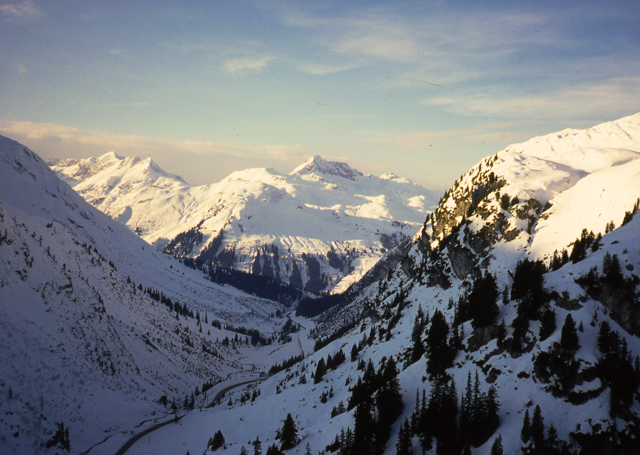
[279,413,300,450]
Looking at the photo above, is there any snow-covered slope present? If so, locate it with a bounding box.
[50,154,440,294]
[415,112,640,283]
[0,136,291,454]
[118,112,640,455]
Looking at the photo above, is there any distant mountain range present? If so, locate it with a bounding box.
[50,154,441,294]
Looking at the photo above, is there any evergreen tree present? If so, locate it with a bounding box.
[348,377,366,411]
[265,443,283,455]
[375,357,404,453]
[560,314,579,351]
[468,273,499,328]
[530,405,545,446]
[240,446,249,455]
[545,424,560,453]
[459,372,500,448]
[570,229,595,263]
[511,259,547,319]
[351,344,359,362]
[352,398,376,455]
[426,310,452,377]
[411,310,426,364]
[395,419,412,455]
[602,253,624,288]
[485,385,500,436]
[45,421,71,451]
[459,373,473,446]
[423,377,458,454]
[521,409,530,443]
[208,430,226,451]
[342,427,354,455]
[496,321,507,347]
[412,308,424,342]
[279,414,300,450]
[538,307,556,341]
[490,435,504,455]
[411,336,426,364]
[314,358,326,384]
[253,436,262,455]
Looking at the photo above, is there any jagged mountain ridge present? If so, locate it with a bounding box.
[49,153,441,294]
[0,135,287,454]
[414,112,640,285]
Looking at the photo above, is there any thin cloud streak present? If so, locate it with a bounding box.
[224,56,275,76]
[297,60,364,75]
[425,76,640,121]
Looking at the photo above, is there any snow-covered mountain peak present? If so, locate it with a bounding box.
[410,111,640,288]
[290,155,364,181]
[380,171,414,185]
[503,112,640,174]
[50,151,186,187]
[379,171,398,180]
[50,149,441,294]
[101,150,123,161]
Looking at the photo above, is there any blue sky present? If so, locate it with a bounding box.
[1,0,639,189]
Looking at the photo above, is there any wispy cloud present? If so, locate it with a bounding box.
[0,0,42,19]
[297,60,363,75]
[278,6,554,65]
[223,56,275,76]
[425,76,640,122]
[0,120,308,184]
[273,3,633,95]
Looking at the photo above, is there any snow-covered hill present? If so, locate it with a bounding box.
[415,111,640,284]
[0,136,295,454]
[50,154,440,294]
[119,112,640,455]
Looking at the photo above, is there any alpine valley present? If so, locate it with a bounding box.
[1,111,640,455]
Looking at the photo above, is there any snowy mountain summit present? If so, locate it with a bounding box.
[417,111,640,281]
[51,154,441,294]
[290,155,364,181]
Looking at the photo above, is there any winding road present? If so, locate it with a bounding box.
[113,377,262,455]
[113,414,183,455]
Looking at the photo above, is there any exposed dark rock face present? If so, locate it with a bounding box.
[447,244,476,280]
[594,283,640,336]
[467,323,499,352]
[302,254,326,293]
[289,261,303,289]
